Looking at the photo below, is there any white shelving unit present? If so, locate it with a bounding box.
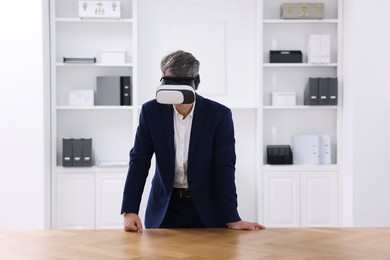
[49,0,138,229]
[258,0,343,227]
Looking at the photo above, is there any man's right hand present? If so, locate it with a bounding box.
[123,213,143,232]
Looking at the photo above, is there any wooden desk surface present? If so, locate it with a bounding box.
[1,228,390,259]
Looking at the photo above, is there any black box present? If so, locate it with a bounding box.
[267,145,293,165]
[270,50,302,63]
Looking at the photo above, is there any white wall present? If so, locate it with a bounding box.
[344,0,390,226]
[0,1,46,230]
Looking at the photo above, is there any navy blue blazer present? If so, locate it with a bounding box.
[121,94,241,228]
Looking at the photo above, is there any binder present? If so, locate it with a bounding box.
[292,135,320,165]
[318,78,329,105]
[96,76,121,106]
[320,34,331,63]
[308,35,321,64]
[62,139,73,167]
[120,76,132,106]
[319,134,331,164]
[72,139,83,167]
[304,77,319,105]
[328,77,338,105]
[81,138,93,166]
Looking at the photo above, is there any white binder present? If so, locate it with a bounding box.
[292,134,320,165]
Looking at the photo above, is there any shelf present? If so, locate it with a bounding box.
[263,19,338,24]
[55,166,128,174]
[263,105,338,110]
[57,106,133,110]
[56,62,133,67]
[263,63,337,68]
[56,18,133,24]
[262,164,339,172]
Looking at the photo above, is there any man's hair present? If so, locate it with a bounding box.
[160,50,200,77]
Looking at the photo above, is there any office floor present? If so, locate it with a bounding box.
[1,228,390,259]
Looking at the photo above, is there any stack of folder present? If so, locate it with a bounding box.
[304,77,338,105]
[63,138,93,167]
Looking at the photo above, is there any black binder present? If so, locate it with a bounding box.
[81,138,93,166]
[304,77,319,105]
[72,139,83,167]
[120,76,132,106]
[318,78,329,105]
[62,139,73,167]
[328,77,338,105]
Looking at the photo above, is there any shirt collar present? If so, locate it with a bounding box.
[172,102,196,120]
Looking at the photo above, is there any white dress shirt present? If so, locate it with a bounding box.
[172,103,195,188]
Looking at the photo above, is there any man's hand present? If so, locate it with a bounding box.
[227,220,266,230]
[123,213,143,232]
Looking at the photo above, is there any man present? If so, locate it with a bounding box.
[121,50,265,231]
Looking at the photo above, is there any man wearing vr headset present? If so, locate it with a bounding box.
[121,50,265,231]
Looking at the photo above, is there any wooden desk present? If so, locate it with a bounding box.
[1,228,390,259]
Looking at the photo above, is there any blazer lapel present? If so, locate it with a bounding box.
[161,105,175,172]
[188,94,206,166]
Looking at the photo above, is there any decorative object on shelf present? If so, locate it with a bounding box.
[267,145,293,165]
[79,1,121,19]
[63,57,96,64]
[271,92,296,106]
[308,34,330,64]
[101,50,126,64]
[280,3,324,19]
[304,77,338,105]
[68,89,94,106]
[270,50,302,63]
[96,76,132,106]
[292,134,331,165]
[62,138,93,167]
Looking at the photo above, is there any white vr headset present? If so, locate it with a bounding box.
[156,75,200,104]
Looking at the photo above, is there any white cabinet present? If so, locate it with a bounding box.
[95,173,127,229]
[49,0,137,229]
[259,0,343,226]
[56,170,126,230]
[263,169,338,227]
[263,172,300,227]
[56,173,95,229]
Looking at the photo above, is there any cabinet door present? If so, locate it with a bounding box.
[56,173,95,229]
[95,173,127,229]
[301,172,338,227]
[263,172,300,227]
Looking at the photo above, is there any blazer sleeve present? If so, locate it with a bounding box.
[121,104,154,215]
[213,109,241,223]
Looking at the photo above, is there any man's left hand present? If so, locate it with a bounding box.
[227,221,266,230]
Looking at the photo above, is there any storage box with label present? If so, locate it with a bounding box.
[101,50,126,64]
[271,92,296,106]
[281,3,325,19]
[79,1,121,19]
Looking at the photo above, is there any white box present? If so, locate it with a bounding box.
[69,90,94,106]
[79,1,121,19]
[271,92,296,106]
[101,50,126,64]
